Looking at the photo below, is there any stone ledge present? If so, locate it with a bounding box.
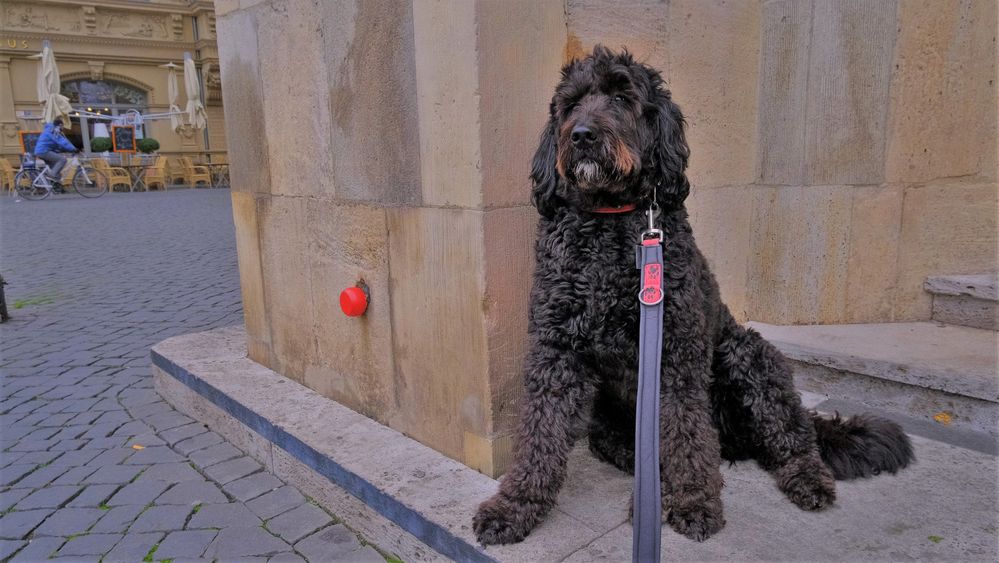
[924,274,998,301]
[150,326,609,563]
[749,321,999,402]
[152,326,998,562]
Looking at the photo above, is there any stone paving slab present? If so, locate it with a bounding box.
[0,488,33,512]
[82,464,143,485]
[174,431,225,455]
[246,486,307,521]
[91,505,145,534]
[8,537,65,561]
[203,526,292,559]
[66,484,118,508]
[160,423,209,446]
[156,529,218,559]
[51,466,99,487]
[14,485,81,510]
[0,192,387,562]
[203,456,262,484]
[32,508,105,537]
[155,480,228,506]
[265,503,332,544]
[224,471,283,502]
[124,445,186,464]
[57,533,123,556]
[294,525,363,562]
[187,502,261,529]
[103,531,163,562]
[129,504,193,533]
[0,508,56,539]
[189,442,243,468]
[135,462,204,484]
[106,480,170,506]
[0,539,26,560]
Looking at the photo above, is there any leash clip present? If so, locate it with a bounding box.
[637,200,664,306]
[641,203,663,245]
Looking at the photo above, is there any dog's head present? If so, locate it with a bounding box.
[531,45,690,217]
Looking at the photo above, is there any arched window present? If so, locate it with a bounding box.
[60,79,149,153]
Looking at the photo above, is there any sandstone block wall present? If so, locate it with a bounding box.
[217,0,998,475]
[570,0,998,324]
[216,0,563,476]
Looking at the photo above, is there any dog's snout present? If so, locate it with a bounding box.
[570,124,599,148]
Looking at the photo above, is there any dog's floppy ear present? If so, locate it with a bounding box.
[530,105,562,219]
[650,90,691,209]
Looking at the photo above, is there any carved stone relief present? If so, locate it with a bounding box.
[99,10,169,39]
[178,123,198,146]
[87,61,104,81]
[1,122,20,141]
[2,3,208,43]
[83,6,97,35]
[171,14,184,41]
[203,63,222,102]
[2,4,82,33]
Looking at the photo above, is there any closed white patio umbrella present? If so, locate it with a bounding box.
[160,61,184,132]
[183,53,207,130]
[35,40,72,127]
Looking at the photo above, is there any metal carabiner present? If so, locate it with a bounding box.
[641,202,663,243]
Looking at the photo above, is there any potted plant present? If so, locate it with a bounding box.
[90,137,112,153]
[137,138,160,154]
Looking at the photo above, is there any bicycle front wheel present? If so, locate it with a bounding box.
[14,169,49,200]
[73,166,108,198]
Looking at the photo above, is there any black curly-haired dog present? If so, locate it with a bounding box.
[473,46,914,545]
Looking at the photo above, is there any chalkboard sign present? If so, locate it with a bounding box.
[19,131,41,154]
[112,125,136,153]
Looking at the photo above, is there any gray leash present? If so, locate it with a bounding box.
[633,205,663,563]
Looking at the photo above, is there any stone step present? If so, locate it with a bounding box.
[154,326,999,562]
[749,321,999,436]
[924,274,998,330]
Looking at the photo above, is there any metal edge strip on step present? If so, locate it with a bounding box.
[150,348,496,563]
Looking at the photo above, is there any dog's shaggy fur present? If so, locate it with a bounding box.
[473,46,914,545]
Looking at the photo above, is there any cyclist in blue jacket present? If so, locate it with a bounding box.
[34,118,78,192]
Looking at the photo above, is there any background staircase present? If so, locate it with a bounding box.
[750,274,998,445]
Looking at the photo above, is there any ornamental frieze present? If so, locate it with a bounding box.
[1,4,187,42]
[2,4,82,33]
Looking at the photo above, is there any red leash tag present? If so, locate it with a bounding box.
[639,262,663,306]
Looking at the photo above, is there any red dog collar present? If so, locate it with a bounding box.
[590,204,638,214]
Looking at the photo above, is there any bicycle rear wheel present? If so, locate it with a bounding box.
[14,169,49,200]
[73,166,108,198]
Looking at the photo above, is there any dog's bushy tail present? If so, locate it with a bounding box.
[812,413,914,480]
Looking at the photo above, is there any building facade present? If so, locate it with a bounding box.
[0,0,225,162]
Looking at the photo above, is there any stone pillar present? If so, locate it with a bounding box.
[0,56,21,154]
[215,0,565,476]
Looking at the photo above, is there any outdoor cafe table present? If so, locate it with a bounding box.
[121,164,148,192]
[205,163,229,189]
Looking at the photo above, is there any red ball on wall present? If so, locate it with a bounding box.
[339,286,368,317]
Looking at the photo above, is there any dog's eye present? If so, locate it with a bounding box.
[612,95,626,104]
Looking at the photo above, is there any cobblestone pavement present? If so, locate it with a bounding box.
[0,190,386,562]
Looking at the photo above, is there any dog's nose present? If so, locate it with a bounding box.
[571,125,598,148]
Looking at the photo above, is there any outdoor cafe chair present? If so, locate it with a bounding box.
[144,156,169,191]
[180,157,212,187]
[0,158,15,193]
[93,158,133,193]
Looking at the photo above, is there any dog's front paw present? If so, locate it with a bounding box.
[665,500,725,542]
[777,455,836,511]
[473,495,540,545]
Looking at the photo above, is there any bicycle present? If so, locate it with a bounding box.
[14,154,109,200]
